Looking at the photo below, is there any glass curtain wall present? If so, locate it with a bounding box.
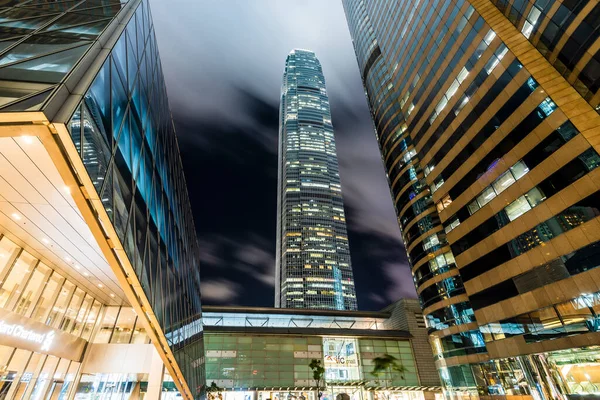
[65,0,204,395]
[0,0,129,111]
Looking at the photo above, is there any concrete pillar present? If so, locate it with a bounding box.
[146,349,165,400]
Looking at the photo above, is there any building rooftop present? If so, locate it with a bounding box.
[290,48,316,54]
[201,306,408,339]
[202,305,390,318]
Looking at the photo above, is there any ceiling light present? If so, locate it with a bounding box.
[83,272,89,277]
[65,257,71,262]
[98,284,103,288]
[110,293,115,298]
[11,213,21,220]
[21,136,34,144]
[41,238,49,244]
[63,186,71,194]
[74,265,81,270]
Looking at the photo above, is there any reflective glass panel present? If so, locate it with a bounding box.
[493,171,516,194]
[506,196,532,221]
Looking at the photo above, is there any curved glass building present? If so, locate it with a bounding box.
[343,1,600,400]
[275,49,357,310]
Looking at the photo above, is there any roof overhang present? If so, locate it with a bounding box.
[0,111,195,400]
[203,325,411,339]
[202,305,391,319]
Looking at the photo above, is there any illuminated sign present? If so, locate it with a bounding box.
[323,338,359,367]
[0,309,86,361]
[325,355,347,364]
[0,320,55,351]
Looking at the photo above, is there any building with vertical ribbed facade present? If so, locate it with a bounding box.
[342,1,600,400]
[0,1,203,398]
[276,49,357,311]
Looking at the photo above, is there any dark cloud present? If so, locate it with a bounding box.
[197,235,275,304]
[368,293,387,305]
[151,0,417,310]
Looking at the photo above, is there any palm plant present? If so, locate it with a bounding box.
[309,359,326,400]
[371,354,406,399]
[372,354,406,379]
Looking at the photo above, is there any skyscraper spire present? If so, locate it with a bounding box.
[275,49,357,310]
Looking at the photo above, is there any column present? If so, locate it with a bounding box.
[146,349,165,400]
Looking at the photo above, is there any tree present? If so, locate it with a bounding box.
[371,354,407,399]
[206,381,223,400]
[309,359,326,400]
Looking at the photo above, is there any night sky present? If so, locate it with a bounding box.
[149,0,417,310]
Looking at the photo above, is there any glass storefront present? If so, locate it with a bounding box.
[220,388,446,400]
[0,345,79,400]
[372,390,425,400]
[73,372,186,400]
[74,373,145,400]
[323,387,363,400]
[252,389,433,400]
[442,390,479,400]
[439,346,600,400]
[257,390,315,400]
[547,347,600,398]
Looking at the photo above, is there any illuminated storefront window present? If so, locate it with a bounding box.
[323,338,360,382]
[322,387,363,400]
[548,347,600,397]
[372,391,424,400]
[258,390,315,400]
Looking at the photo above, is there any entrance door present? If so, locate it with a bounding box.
[0,373,15,400]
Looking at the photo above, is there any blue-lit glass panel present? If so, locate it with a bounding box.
[65,1,204,395]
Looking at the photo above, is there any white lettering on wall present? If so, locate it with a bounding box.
[0,320,55,351]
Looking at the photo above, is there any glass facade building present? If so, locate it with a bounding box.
[276,49,357,310]
[202,306,442,400]
[342,1,600,400]
[0,0,203,399]
[495,0,600,111]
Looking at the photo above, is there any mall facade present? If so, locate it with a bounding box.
[342,1,600,400]
[202,301,442,400]
[0,0,203,399]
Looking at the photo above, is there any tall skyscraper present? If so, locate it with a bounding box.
[343,1,600,399]
[275,49,357,310]
[0,1,203,399]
